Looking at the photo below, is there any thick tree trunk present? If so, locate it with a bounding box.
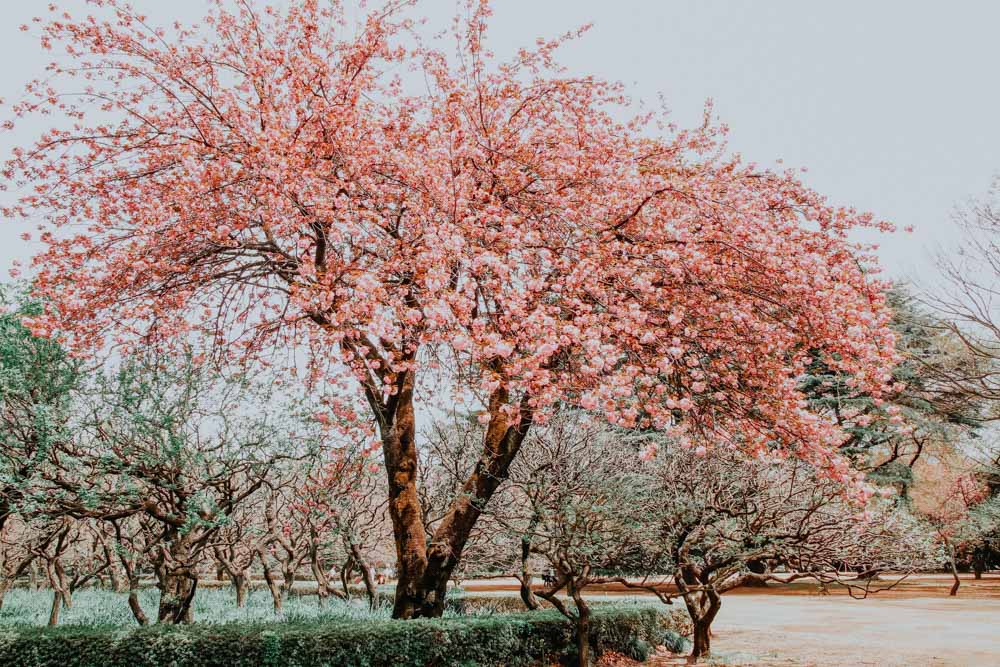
[380,373,428,619]
[692,620,711,658]
[676,566,722,660]
[368,363,534,619]
[158,573,197,623]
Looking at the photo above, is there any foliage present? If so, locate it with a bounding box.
[0,284,79,525]
[0,603,663,667]
[800,287,981,479]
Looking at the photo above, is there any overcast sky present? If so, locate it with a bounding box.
[1,0,998,285]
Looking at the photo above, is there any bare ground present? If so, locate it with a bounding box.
[464,574,1000,666]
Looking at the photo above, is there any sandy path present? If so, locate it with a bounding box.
[699,594,1000,666]
[464,575,1000,666]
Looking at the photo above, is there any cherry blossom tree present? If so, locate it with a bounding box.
[5,0,898,617]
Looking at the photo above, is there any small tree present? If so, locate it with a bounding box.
[44,349,312,622]
[487,412,661,666]
[651,445,938,658]
[0,285,79,532]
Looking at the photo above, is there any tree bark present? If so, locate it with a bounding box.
[692,620,711,659]
[128,588,149,625]
[676,565,722,660]
[259,548,285,613]
[569,584,592,666]
[368,359,534,618]
[234,574,248,608]
[340,557,354,599]
[947,542,961,597]
[379,370,428,619]
[48,590,62,627]
[157,572,197,623]
[348,541,378,608]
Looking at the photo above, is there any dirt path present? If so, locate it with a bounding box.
[464,575,1000,666]
[690,594,1000,666]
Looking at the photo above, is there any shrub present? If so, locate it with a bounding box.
[0,606,662,667]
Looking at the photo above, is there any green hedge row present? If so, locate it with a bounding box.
[0,606,663,667]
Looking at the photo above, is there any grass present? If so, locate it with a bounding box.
[0,586,593,628]
[0,587,395,628]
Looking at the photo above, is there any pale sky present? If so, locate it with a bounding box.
[2,0,999,285]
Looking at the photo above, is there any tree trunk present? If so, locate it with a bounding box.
[569,583,592,667]
[676,567,722,660]
[518,574,540,611]
[972,548,986,580]
[234,574,248,608]
[947,542,961,597]
[692,620,711,659]
[340,557,354,599]
[120,556,148,625]
[518,518,541,610]
[377,375,534,619]
[48,590,62,627]
[259,550,285,613]
[128,588,149,625]
[103,544,125,592]
[55,560,72,609]
[347,542,378,608]
[379,373,428,620]
[158,572,197,623]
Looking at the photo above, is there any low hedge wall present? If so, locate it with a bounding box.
[0,606,663,667]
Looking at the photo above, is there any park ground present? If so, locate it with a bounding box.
[463,574,1000,666]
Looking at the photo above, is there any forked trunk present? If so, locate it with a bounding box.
[676,567,722,660]
[382,379,533,618]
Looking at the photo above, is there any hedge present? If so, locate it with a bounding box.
[0,606,665,667]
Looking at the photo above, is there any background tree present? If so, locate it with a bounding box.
[801,287,982,490]
[650,444,938,658]
[43,349,313,623]
[0,284,79,532]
